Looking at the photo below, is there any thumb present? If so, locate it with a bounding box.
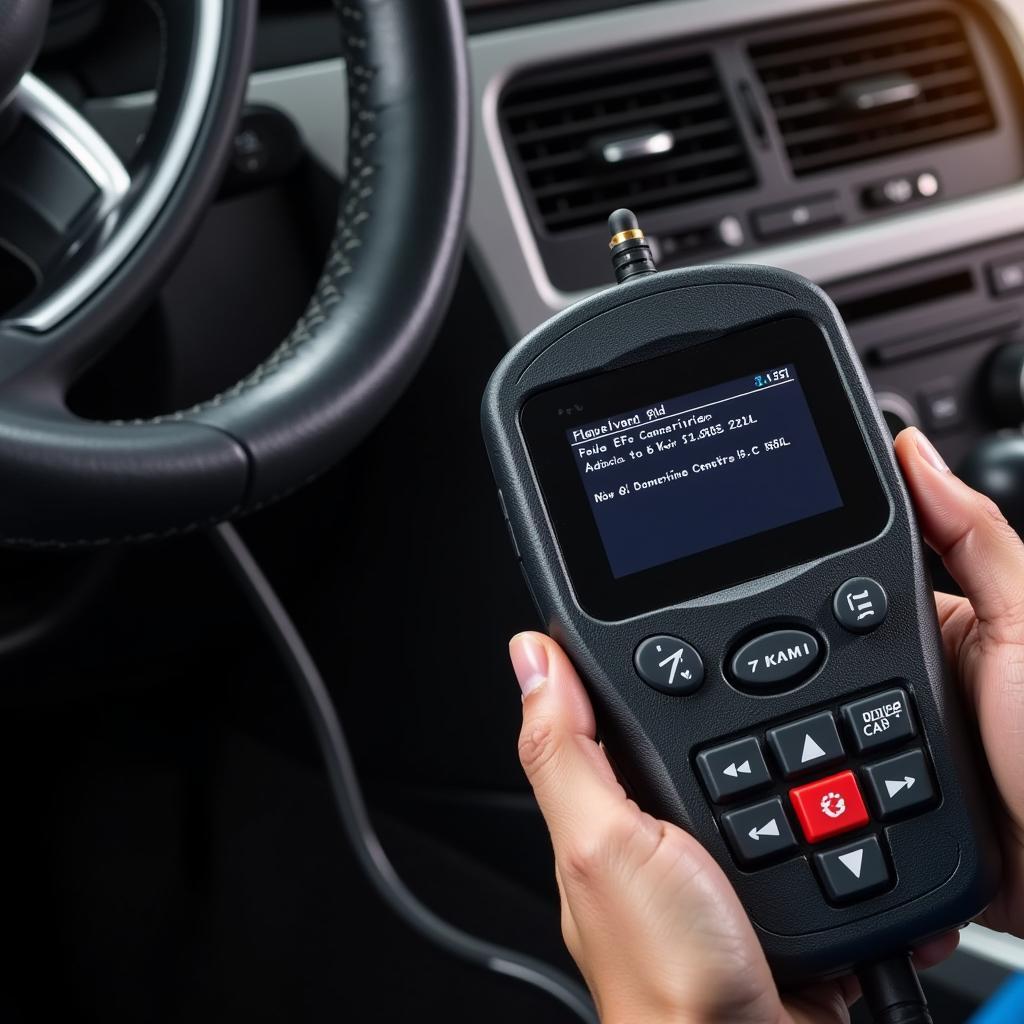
[895,427,1024,640]
[509,632,641,851]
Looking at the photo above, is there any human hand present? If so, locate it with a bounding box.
[895,427,1024,938]
[509,632,954,1024]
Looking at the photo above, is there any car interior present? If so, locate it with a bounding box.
[2,0,1024,1020]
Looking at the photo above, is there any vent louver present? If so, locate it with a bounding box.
[501,50,755,234]
[750,6,996,176]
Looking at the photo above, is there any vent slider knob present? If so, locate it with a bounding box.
[597,128,675,164]
[839,72,922,114]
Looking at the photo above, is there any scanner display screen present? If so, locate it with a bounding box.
[567,365,842,579]
[520,318,889,619]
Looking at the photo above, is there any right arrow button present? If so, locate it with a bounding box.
[884,776,914,798]
[863,748,936,821]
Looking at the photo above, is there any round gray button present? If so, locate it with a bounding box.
[834,577,888,633]
[634,635,704,695]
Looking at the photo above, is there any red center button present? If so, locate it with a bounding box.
[789,770,870,843]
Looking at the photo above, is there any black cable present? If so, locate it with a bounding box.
[209,523,598,1024]
[858,954,933,1024]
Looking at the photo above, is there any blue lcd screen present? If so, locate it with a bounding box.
[566,365,843,579]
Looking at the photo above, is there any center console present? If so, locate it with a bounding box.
[827,233,1024,470]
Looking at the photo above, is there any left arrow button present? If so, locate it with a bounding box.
[722,797,797,866]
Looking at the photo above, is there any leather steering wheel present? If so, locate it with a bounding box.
[0,0,470,544]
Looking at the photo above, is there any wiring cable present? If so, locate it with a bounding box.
[209,522,598,1024]
[858,953,933,1024]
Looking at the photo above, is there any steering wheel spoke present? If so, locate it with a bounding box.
[0,75,130,326]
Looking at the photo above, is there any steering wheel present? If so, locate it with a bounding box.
[0,0,469,545]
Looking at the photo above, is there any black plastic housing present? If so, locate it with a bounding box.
[481,263,999,984]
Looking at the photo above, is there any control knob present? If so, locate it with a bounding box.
[987,341,1024,427]
[960,433,1024,536]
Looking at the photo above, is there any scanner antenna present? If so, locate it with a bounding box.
[608,208,658,284]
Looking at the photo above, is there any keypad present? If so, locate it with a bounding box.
[697,687,935,904]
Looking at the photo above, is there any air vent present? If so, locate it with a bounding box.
[750,6,996,177]
[501,50,755,233]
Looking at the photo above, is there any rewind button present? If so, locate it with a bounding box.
[697,737,771,802]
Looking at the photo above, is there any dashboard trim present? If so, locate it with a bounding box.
[83,58,349,184]
[468,0,1024,339]
[79,1,1024,346]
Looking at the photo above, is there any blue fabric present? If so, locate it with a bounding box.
[968,973,1024,1024]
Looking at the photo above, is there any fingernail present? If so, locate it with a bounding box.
[914,428,950,474]
[510,634,548,698]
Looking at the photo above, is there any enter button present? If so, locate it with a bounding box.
[730,629,821,689]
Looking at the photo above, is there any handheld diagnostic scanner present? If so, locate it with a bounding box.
[481,211,998,987]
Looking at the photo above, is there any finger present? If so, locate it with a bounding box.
[786,978,858,1024]
[510,632,655,852]
[935,592,966,626]
[553,860,581,956]
[914,930,960,971]
[935,591,976,667]
[895,428,1024,639]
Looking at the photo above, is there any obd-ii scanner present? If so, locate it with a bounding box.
[481,211,999,1023]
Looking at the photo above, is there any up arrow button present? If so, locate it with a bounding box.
[767,712,845,779]
[801,734,827,763]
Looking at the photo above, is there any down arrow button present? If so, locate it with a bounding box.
[730,629,822,690]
